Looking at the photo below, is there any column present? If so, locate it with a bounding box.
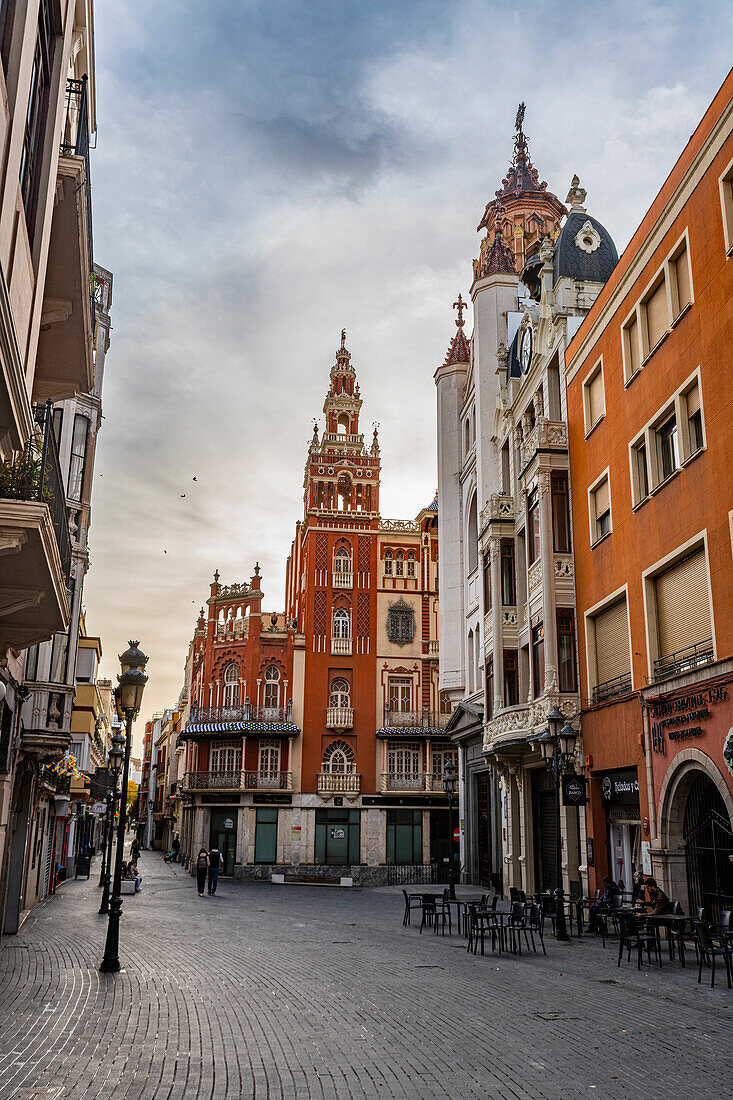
[537,468,558,695]
[490,536,503,714]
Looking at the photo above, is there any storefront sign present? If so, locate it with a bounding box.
[586,838,594,867]
[252,794,292,805]
[641,840,652,875]
[330,828,345,839]
[223,818,234,830]
[562,776,587,806]
[600,770,639,805]
[650,686,728,755]
[291,826,301,842]
[92,802,107,815]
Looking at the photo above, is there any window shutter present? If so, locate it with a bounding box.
[686,381,700,416]
[645,280,668,350]
[675,247,691,312]
[594,477,610,516]
[588,371,604,426]
[594,598,630,686]
[655,548,710,658]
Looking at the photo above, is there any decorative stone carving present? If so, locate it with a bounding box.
[553,555,574,578]
[527,558,542,594]
[502,608,518,627]
[379,518,420,533]
[574,219,601,254]
[537,468,551,497]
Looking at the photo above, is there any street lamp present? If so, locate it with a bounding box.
[100,642,148,973]
[98,727,125,912]
[442,759,458,901]
[538,707,578,943]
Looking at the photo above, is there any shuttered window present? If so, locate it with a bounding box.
[655,549,711,659]
[591,477,611,543]
[624,314,640,378]
[644,279,668,351]
[587,369,604,428]
[593,597,630,687]
[673,245,692,314]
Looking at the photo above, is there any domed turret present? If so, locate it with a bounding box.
[553,176,618,285]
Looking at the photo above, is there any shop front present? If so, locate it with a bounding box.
[597,767,641,892]
[644,661,733,918]
[209,808,238,875]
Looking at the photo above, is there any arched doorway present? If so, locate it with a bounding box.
[683,773,733,918]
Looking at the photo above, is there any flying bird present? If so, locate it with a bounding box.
[180,494,186,498]
[192,477,197,482]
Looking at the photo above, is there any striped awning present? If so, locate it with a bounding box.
[181,721,300,737]
[376,727,449,739]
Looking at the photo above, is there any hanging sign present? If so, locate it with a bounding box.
[562,776,587,806]
[330,828,345,839]
[92,802,107,815]
[599,769,639,805]
[223,818,234,830]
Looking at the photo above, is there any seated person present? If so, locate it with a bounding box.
[587,876,621,932]
[642,877,672,915]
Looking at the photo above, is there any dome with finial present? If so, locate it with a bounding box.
[444,294,471,364]
[553,175,618,284]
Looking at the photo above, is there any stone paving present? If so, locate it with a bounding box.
[0,851,731,1100]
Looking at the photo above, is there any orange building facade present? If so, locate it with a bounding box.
[175,335,450,881]
[565,71,733,915]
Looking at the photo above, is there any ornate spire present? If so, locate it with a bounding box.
[476,218,515,279]
[565,174,587,213]
[444,294,471,364]
[478,103,549,234]
[371,423,380,457]
[334,328,351,369]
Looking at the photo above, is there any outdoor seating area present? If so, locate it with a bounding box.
[400,887,733,987]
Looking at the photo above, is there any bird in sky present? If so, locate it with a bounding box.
[180,494,186,498]
[192,476,197,481]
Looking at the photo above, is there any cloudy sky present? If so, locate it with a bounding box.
[84,0,732,735]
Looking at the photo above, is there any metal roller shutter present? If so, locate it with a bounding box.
[594,597,630,686]
[656,548,710,658]
[588,371,604,426]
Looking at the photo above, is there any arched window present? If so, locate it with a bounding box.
[334,546,351,574]
[337,413,349,435]
[263,665,280,709]
[333,608,350,639]
[467,495,478,573]
[395,550,405,576]
[329,678,350,709]
[322,739,356,774]
[222,663,239,707]
[384,550,393,576]
[407,551,416,578]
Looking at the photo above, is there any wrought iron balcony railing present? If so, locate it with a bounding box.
[382,708,449,729]
[381,772,447,793]
[0,404,71,585]
[591,672,633,704]
[188,702,293,724]
[183,770,292,791]
[653,638,714,682]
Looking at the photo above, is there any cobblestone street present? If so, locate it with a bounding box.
[0,852,731,1100]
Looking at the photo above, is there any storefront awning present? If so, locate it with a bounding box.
[180,721,300,739]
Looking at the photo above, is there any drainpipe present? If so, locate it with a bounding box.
[641,699,657,841]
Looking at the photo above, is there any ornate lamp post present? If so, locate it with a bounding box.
[538,707,578,943]
[98,728,125,912]
[442,759,458,900]
[100,642,148,973]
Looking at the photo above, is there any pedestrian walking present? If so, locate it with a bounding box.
[208,845,221,895]
[171,835,180,863]
[131,838,140,862]
[195,848,209,896]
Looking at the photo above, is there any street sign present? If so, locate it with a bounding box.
[453,828,460,842]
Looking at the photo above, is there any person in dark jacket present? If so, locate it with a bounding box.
[171,835,180,862]
[195,849,208,896]
[130,838,140,862]
[208,846,222,895]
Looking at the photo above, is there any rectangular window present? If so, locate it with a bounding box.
[503,650,518,707]
[720,161,733,255]
[590,476,611,544]
[654,548,712,672]
[591,596,631,701]
[657,415,678,482]
[254,808,278,863]
[485,658,494,719]
[671,242,692,316]
[584,365,605,433]
[557,611,577,693]
[68,415,89,501]
[52,408,63,449]
[501,540,515,605]
[386,808,422,865]
[258,740,281,776]
[551,475,571,553]
[623,313,640,380]
[25,643,40,681]
[527,489,540,565]
[482,550,491,612]
[388,677,412,713]
[686,383,703,454]
[50,631,69,683]
[532,624,544,700]
[75,646,94,683]
[643,277,669,353]
[387,740,421,778]
[634,441,649,503]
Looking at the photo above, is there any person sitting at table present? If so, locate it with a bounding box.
[586,876,621,932]
[642,877,672,915]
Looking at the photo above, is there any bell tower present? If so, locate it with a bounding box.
[303,331,381,518]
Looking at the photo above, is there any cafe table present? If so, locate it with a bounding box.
[644,912,691,963]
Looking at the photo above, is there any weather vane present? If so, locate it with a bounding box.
[515,102,526,134]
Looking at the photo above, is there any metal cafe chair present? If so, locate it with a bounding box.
[420,895,451,936]
[617,913,661,970]
[694,920,732,988]
[401,889,423,927]
[525,904,546,955]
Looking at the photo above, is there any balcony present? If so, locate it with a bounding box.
[332,571,353,589]
[326,706,354,729]
[591,672,633,704]
[427,640,439,657]
[317,770,361,796]
[331,637,352,656]
[183,770,293,792]
[381,772,447,793]
[0,405,71,650]
[20,685,73,760]
[188,702,293,724]
[479,494,515,530]
[653,638,714,682]
[34,79,94,403]
[382,708,449,730]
